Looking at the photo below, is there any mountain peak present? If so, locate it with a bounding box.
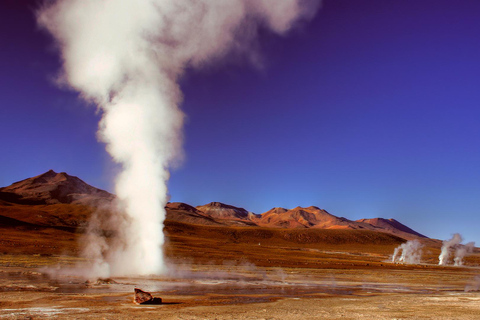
[268,207,288,214]
[203,202,236,209]
[166,202,198,213]
[356,218,426,239]
[196,202,250,220]
[0,170,114,205]
[259,206,350,229]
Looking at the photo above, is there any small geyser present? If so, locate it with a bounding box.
[438,233,475,266]
[392,239,423,265]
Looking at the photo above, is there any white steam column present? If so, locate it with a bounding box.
[37,0,320,276]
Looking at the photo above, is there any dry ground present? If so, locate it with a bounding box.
[1,257,480,319]
[0,218,480,319]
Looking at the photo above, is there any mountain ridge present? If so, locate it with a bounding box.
[356,218,426,239]
[0,170,427,240]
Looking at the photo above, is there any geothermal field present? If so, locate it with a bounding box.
[3,0,480,319]
[0,171,480,319]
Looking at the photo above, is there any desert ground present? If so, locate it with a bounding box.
[1,221,480,319]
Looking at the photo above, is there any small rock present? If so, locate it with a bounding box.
[134,288,162,305]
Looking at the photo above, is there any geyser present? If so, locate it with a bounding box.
[454,242,475,266]
[392,239,423,265]
[37,0,320,276]
[438,233,475,266]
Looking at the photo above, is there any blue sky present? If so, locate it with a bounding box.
[2,0,480,244]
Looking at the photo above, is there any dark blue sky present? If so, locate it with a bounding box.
[2,0,480,244]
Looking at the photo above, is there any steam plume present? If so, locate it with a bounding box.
[391,239,423,265]
[438,233,475,266]
[438,233,462,265]
[454,241,475,266]
[465,275,480,292]
[37,0,320,276]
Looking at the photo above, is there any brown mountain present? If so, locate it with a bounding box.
[195,202,257,226]
[196,202,249,219]
[0,170,427,240]
[256,206,366,229]
[165,202,223,226]
[256,206,398,234]
[356,218,427,240]
[0,170,114,206]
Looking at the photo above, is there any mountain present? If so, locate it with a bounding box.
[194,202,257,226]
[256,206,366,229]
[165,202,223,226]
[0,170,427,240]
[255,207,430,239]
[356,218,427,240]
[196,202,250,219]
[0,170,114,206]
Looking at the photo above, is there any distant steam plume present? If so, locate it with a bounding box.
[37,0,320,276]
[391,239,423,265]
[438,233,475,266]
[454,241,475,266]
[465,275,480,292]
[438,233,462,265]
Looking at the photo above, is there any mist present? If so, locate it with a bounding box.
[37,0,320,276]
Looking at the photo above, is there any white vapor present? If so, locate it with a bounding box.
[37,0,320,276]
[438,233,462,266]
[465,275,480,292]
[391,239,423,265]
[438,233,475,266]
[454,241,475,266]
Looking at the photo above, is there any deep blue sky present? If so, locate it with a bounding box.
[2,0,480,244]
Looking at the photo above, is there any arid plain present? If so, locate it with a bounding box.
[1,171,480,319]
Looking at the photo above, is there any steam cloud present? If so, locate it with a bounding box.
[37,0,320,276]
[454,241,475,266]
[392,239,423,265]
[465,275,480,292]
[438,233,475,266]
